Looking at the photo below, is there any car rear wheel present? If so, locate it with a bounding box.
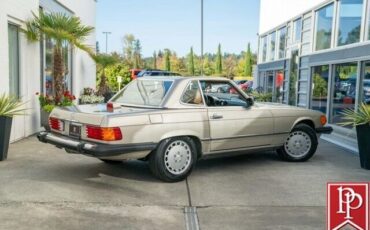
[277,124,318,162]
[149,137,197,182]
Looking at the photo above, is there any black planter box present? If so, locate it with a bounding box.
[0,116,13,161]
[356,123,370,170]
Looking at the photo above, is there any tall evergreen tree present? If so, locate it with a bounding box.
[164,49,171,71]
[215,44,223,74]
[153,51,157,69]
[244,43,253,77]
[188,47,195,75]
[133,39,142,68]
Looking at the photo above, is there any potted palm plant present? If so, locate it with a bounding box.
[0,95,27,161]
[341,103,370,169]
[24,11,94,127]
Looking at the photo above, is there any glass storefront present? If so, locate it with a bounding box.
[275,70,284,103]
[315,3,334,51]
[362,62,370,104]
[337,0,363,46]
[288,50,299,106]
[311,65,329,114]
[262,36,267,62]
[331,62,358,127]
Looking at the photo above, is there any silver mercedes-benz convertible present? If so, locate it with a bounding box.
[38,77,332,182]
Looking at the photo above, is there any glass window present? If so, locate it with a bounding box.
[362,62,370,104]
[8,24,20,97]
[311,65,329,114]
[200,81,247,107]
[315,3,334,51]
[332,63,358,127]
[275,70,285,103]
[289,50,299,106]
[266,71,274,93]
[269,32,276,61]
[293,18,302,42]
[44,38,72,95]
[262,36,267,62]
[278,27,286,59]
[181,81,203,105]
[337,0,363,46]
[112,79,173,107]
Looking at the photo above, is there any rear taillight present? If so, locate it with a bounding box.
[86,126,122,141]
[49,117,64,131]
[107,102,114,112]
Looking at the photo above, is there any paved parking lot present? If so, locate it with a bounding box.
[0,136,369,230]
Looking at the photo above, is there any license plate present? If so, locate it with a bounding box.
[69,124,81,138]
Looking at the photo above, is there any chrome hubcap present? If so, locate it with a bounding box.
[284,131,312,158]
[164,140,192,175]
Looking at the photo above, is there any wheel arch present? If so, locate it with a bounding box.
[291,117,316,131]
[159,131,203,159]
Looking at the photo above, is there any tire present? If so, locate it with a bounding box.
[277,124,318,162]
[100,159,122,164]
[149,137,197,182]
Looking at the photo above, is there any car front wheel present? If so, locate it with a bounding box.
[149,137,197,182]
[277,124,318,162]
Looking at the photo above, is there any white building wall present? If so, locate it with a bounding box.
[0,0,96,142]
[259,0,326,34]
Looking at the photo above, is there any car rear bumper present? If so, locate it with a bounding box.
[37,131,157,158]
[316,126,333,134]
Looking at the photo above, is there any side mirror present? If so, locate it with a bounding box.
[246,97,254,107]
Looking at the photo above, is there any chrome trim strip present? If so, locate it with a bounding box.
[201,132,289,142]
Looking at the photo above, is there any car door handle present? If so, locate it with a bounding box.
[211,113,223,119]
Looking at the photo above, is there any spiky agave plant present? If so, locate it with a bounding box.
[0,95,27,117]
[340,103,370,127]
[24,11,94,103]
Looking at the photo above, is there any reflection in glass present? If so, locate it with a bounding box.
[8,24,20,97]
[275,70,284,103]
[262,36,267,62]
[337,0,363,46]
[266,71,274,93]
[269,32,276,61]
[289,50,299,106]
[315,3,334,51]
[278,27,286,59]
[332,63,358,127]
[293,18,302,42]
[362,63,370,104]
[311,65,329,114]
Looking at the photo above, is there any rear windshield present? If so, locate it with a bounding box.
[112,79,173,107]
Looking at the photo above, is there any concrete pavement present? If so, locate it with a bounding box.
[0,136,368,229]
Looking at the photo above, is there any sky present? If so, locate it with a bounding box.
[96,0,260,57]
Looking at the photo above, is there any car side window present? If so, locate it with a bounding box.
[199,80,247,107]
[181,81,204,105]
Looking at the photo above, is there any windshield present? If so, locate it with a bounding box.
[112,79,173,107]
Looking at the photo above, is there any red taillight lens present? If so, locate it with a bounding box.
[86,126,122,141]
[49,117,64,131]
[107,102,114,112]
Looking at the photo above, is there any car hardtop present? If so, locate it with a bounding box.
[138,76,233,83]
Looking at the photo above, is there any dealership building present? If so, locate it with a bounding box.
[257,0,370,152]
[0,0,96,142]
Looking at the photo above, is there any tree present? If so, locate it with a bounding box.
[122,34,135,64]
[223,55,237,78]
[244,43,253,77]
[188,47,195,75]
[93,54,119,96]
[24,11,94,103]
[153,51,157,69]
[203,56,214,76]
[164,49,171,71]
[215,44,223,74]
[133,39,142,68]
